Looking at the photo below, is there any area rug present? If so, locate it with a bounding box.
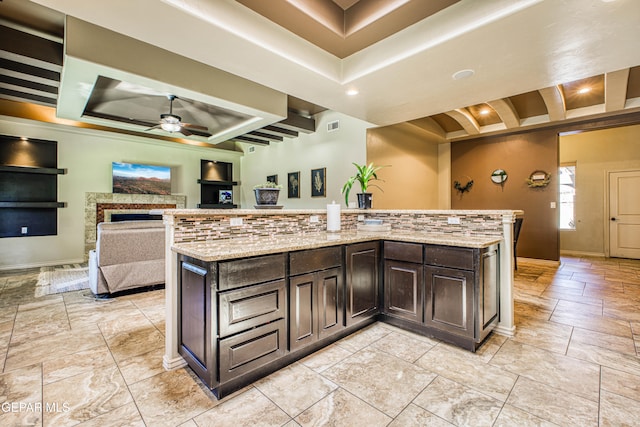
[35,264,89,297]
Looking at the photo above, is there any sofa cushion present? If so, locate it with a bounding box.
[95,221,165,266]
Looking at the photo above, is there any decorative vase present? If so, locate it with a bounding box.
[357,193,372,209]
[254,188,280,205]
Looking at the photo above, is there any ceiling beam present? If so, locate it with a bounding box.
[234,135,270,145]
[261,125,300,139]
[487,98,520,129]
[444,109,480,135]
[276,111,316,134]
[539,86,566,121]
[604,68,630,112]
[247,130,283,143]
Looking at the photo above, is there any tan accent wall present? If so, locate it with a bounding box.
[451,131,559,261]
[366,123,444,209]
[560,124,640,256]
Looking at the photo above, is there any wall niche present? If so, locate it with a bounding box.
[0,135,66,238]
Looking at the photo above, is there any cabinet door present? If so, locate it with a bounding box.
[289,273,317,351]
[179,260,214,387]
[384,260,423,323]
[346,242,380,326]
[317,267,344,339]
[424,266,474,338]
[479,246,499,339]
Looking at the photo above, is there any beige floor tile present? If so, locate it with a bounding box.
[370,329,435,362]
[74,402,145,427]
[117,346,166,385]
[0,305,17,323]
[550,308,633,338]
[43,345,115,385]
[5,328,106,371]
[599,390,640,427]
[601,366,640,402]
[571,326,637,355]
[493,404,560,427]
[11,301,70,344]
[567,340,640,377]
[254,362,337,417]
[514,293,559,311]
[472,332,508,363]
[128,368,216,427]
[103,323,164,363]
[416,344,517,402]
[333,322,390,353]
[177,421,198,427]
[299,343,352,373]
[43,364,132,427]
[194,388,291,427]
[388,403,454,427]
[413,376,503,426]
[0,364,42,427]
[296,388,391,427]
[322,348,436,417]
[506,377,598,427]
[512,316,572,354]
[98,312,156,340]
[490,340,601,401]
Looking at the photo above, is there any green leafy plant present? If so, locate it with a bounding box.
[253,182,282,189]
[341,162,388,206]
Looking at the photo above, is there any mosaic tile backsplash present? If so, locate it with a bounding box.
[170,210,511,244]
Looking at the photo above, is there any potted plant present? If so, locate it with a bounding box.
[253,182,282,205]
[341,162,388,209]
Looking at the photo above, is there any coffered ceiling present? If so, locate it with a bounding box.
[2,0,640,145]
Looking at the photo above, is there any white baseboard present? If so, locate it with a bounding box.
[163,355,187,370]
[0,258,86,272]
[559,250,606,258]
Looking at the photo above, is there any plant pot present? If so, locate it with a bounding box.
[357,193,372,209]
[254,188,280,205]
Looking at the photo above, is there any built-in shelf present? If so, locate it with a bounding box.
[197,179,238,186]
[0,202,67,208]
[197,203,238,209]
[0,165,67,175]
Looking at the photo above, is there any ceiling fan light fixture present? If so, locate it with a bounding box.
[160,122,182,132]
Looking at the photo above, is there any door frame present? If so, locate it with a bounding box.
[604,168,640,258]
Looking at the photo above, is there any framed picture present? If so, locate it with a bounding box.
[311,167,326,197]
[219,190,233,204]
[288,171,300,198]
[267,174,278,185]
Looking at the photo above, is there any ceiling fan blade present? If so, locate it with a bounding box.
[181,122,209,131]
[145,124,162,131]
[178,127,193,136]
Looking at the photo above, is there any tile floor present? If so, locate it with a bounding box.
[0,256,639,426]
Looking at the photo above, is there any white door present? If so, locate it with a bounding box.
[609,170,640,259]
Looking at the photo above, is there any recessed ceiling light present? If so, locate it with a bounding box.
[480,108,490,115]
[452,69,475,80]
[578,87,591,94]
[346,88,359,96]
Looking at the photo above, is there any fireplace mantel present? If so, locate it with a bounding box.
[84,192,186,254]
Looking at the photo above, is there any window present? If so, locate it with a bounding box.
[559,163,576,230]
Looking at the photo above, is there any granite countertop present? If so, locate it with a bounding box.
[163,208,523,216]
[172,231,503,262]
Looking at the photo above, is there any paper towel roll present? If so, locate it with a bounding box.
[326,201,341,232]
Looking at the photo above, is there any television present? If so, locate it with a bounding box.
[112,162,171,195]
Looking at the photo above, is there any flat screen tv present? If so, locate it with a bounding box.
[112,162,171,195]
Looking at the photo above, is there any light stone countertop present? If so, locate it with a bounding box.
[164,208,523,216]
[172,231,503,262]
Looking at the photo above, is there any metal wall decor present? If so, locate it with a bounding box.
[527,170,551,188]
[490,169,508,184]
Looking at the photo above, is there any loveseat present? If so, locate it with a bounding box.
[89,220,165,295]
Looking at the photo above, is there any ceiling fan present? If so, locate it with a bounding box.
[147,95,209,136]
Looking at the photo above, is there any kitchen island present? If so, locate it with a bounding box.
[162,209,520,397]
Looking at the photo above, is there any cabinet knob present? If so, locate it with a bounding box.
[611,217,617,221]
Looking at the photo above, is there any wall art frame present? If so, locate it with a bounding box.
[311,167,326,197]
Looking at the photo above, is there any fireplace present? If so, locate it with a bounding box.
[84,192,186,254]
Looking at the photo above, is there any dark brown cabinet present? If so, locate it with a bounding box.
[383,241,424,324]
[345,242,379,326]
[424,244,500,350]
[289,247,343,351]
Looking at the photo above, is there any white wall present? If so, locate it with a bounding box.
[240,111,375,208]
[560,124,640,256]
[0,117,241,269]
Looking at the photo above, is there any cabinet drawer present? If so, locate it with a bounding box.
[219,319,286,383]
[290,246,342,276]
[425,245,474,270]
[218,253,285,290]
[384,241,423,263]
[219,279,286,337]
